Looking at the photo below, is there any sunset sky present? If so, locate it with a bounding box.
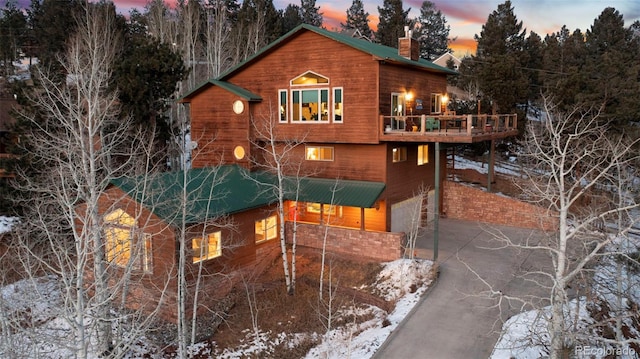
[7,0,640,57]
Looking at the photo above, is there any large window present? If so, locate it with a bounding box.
[418,145,429,165]
[391,93,407,117]
[292,89,329,122]
[104,209,152,273]
[283,71,343,124]
[393,147,407,163]
[255,215,277,243]
[192,232,222,263]
[306,146,334,161]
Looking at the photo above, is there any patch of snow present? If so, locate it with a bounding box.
[0,216,19,234]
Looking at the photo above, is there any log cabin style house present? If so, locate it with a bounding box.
[86,24,518,322]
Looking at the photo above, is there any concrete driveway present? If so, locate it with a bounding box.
[373,218,551,359]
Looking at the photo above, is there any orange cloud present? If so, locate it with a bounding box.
[321,4,379,32]
[450,38,477,58]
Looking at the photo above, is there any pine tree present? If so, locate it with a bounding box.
[27,0,85,76]
[0,0,27,76]
[281,4,303,33]
[376,0,410,48]
[472,0,527,114]
[523,31,542,106]
[583,7,640,126]
[414,1,453,60]
[341,0,372,40]
[300,0,322,27]
[541,27,587,111]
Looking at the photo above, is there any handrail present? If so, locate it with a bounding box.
[381,114,517,135]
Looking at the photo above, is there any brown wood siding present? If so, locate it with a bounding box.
[265,142,388,182]
[379,63,448,117]
[225,31,381,145]
[188,88,252,169]
[384,142,437,229]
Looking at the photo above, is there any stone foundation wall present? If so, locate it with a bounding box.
[286,223,405,262]
[442,181,558,231]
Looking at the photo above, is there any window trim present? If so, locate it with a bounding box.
[431,93,443,114]
[192,231,222,263]
[255,215,278,243]
[279,89,288,123]
[290,88,330,123]
[305,145,334,161]
[333,87,343,123]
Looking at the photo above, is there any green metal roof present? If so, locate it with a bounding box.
[180,24,456,99]
[179,79,262,102]
[218,24,457,80]
[111,166,273,225]
[110,165,385,225]
[294,177,385,208]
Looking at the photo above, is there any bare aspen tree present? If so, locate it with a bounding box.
[488,97,640,357]
[203,0,234,78]
[248,110,308,295]
[8,4,160,357]
[319,179,340,300]
[403,185,430,259]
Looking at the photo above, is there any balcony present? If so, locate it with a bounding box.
[380,114,518,143]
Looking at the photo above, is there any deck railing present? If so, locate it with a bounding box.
[381,114,518,136]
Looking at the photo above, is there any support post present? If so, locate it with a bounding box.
[433,142,440,261]
[487,140,495,192]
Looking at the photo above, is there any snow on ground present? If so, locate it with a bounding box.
[0,216,19,234]
[304,259,434,359]
[0,258,434,358]
[454,155,523,177]
[490,234,640,359]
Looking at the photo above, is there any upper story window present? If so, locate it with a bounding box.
[279,71,343,124]
[104,209,153,273]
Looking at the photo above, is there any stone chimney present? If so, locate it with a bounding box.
[398,26,420,61]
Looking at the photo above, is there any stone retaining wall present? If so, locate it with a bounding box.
[443,181,558,231]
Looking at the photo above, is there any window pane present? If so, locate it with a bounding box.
[418,145,429,165]
[142,234,153,273]
[193,232,221,263]
[393,147,407,162]
[293,90,300,121]
[279,90,287,122]
[306,146,333,161]
[334,88,342,122]
[302,90,318,121]
[431,94,442,113]
[105,226,132,267]
[265,216,277,240]
[256,216,278,243]
[320,90,328,121]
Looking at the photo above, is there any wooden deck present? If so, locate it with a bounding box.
[380,114,518,143]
